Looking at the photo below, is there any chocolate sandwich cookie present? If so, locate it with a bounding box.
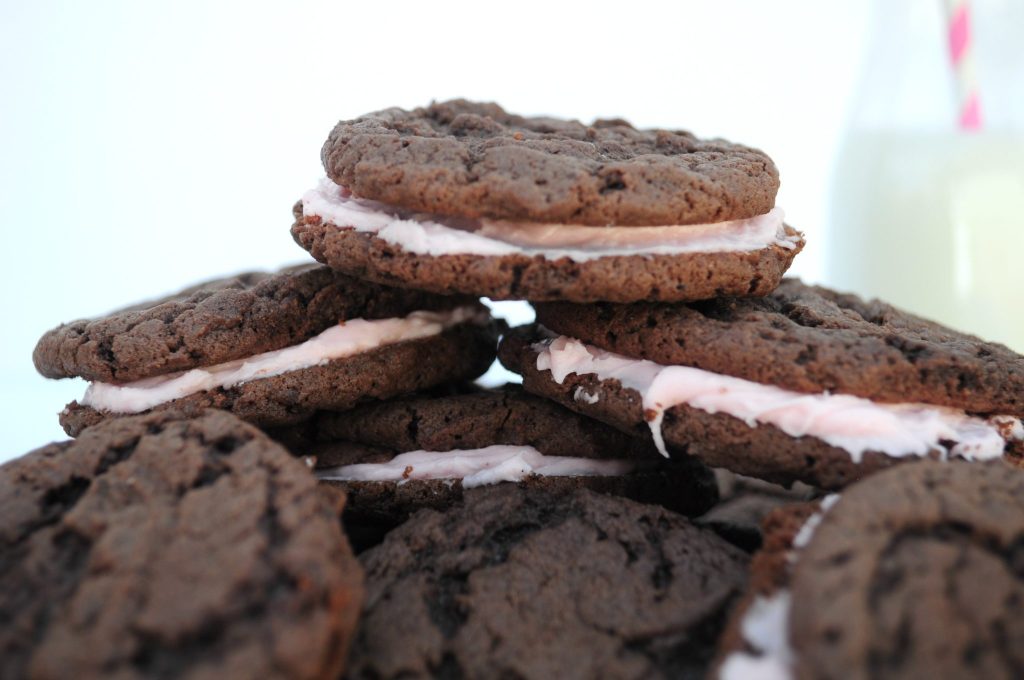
[297,387,718,536]
[348,486,749,680]
[34,264,499,437]
[501,280,1024,489]
[292,99,804,303]
[0,409,363,680]
[716,461,1024,680]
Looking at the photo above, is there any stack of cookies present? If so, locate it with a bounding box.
[7,100,1024,679]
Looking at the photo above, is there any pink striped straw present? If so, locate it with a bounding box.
[945,0,982,130]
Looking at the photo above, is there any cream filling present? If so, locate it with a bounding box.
[302,178,798,261]
[535,335,1021,461]
[82,306,483,414]
[315,444,636,488]
[719,592,794,680]
[719,494,840,680]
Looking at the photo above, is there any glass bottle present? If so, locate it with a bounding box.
[826,0,1024,350]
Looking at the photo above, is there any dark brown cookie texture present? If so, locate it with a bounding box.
[497,325,1022,490]
[34,263,471,383]
[35,262,500,438]
[289,388,719,543]
[321,99,779,227]
[58,320,499,437]
[304,385,667,460]
[299,99,801,303]
[696,472,817,552]
[712,500,821,679]
[717,461,1024,680]
[291,204,803,303]
[534,278,1024,416]
[0,410,364,680]
[348,486,749,680]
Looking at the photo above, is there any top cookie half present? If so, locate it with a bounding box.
[297,100,801,303]
[33,265,498,436]
[34,263,476,383]
[321,99,779,226]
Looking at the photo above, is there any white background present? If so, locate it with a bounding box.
[1,1,873,459]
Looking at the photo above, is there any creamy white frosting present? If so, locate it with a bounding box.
[535,335,1020,461]
[719,494,840,680]
[573,386,601,405]
[82,306,483,413]
[315,444,635,488]
[790,494,840,551]
[719,592,794,680]
[302,178,799,261]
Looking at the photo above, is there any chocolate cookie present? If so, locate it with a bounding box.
[321,99,778,227]
[0,409,363,680]
[295,388,718,537]
[304,385,667,459]
[294,101,803,303]
[348,486,749,679]
[497,323,1024,489]
[34,264,499,436]
[59,322,498,437]
[34,263,464,383]
[717,461,1024,680]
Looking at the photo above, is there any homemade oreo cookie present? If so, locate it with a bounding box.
[34,264,499,436]
[716,461,1024,680]
[294,387,718,530]
[348,486,749,680]
[292,99,803,302]
[500,280,1024,489]
[0,409,364,680]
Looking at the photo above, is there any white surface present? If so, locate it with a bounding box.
[0,1,870,461]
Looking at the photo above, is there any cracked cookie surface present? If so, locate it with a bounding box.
[788,462,1024,679]
[0,410,364,680]
[321,99,779,226]
[716,462,1024,680]
[34,263,473,383]
[347,486,748,680]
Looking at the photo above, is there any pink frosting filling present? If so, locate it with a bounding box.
[535,335,1020,462]
[315,445,636,488]
[301,178,798,261]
